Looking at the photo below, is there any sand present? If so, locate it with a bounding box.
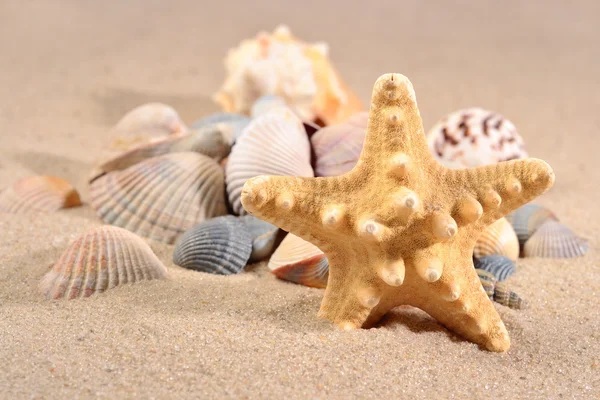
[0,0,598,398]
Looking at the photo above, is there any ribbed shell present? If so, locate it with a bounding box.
[191,112,251,144]
[0,176,81,213]
[505,203,558,248]
[474,255,516,281]
[239,215,279,262]
[311,112,368,177]
[473,217,519,261]
[476,269,526,310]
[251,95,288,118]
[225,106,314,215]
[173,216,253,275]
[40,226,168,300]
[90,152,227,244]
[523,221,588,258]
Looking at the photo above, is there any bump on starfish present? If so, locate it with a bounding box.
[241,73,554,352]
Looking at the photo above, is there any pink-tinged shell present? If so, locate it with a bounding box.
[311,112,368,177]
[90,152,227,244]
[474,217,520,262]
[40,226,168,300]
[523,220,589,258]
[225,106,313,215]
[0,176,81,213]
[426,107,528,168]
[268,233,329,288]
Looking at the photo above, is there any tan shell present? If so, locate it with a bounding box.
[90,152,227,244]
[523,220,588,258]
[474,217,520,262]
[0,176,81,213]
[268,233,328,288]
[40,226,168,300]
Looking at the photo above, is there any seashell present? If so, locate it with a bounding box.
[173,215,252,275]
[474,255,516,281]
[0,176,81,213]
[523,220,588,258]
[40,226,168,300]
[213,25,363,126]
[426,107,528,168]
[311,112,368,176]
[268,233,329,288]
[225,106,314,215]
[505,203,558,248]
[191,112,251,145]
[473,217,519,262]
[90,152,227,244]
[476,269,527,310]
[239,215,279,262]
[251,94,288,118]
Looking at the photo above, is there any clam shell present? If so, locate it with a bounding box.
[476,269,527,310]
[473,217,519,261]
[251,95,288,118]
[173,215,252,275]
[268,233,329,288]
[90,152,227,244]
[225,106,314,215]
[505,203,558,248]
[40,226,168,300]
[523,220,588,258]
[311,112,368,177]
[0,176,81,213]
[239,215,279,262]
[426,107,528,168]
[191,112,251,144]
[474,255,516,281]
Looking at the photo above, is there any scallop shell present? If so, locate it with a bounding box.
[40,226,168,300]
[173,216,252,275]
[426,107,528,168]
[191,112,251,144]
[523,220,588,258]
[474,255,516,281]
[476,269,527,310]
[90,152,227,244]
[473,217,519,262]
[311,112,368,177]
[505,203,558,248]
[0,176,81,213]
[251,95,288,118]
[225,106,314,215]
[268,233,329,288]
[239,215,279,262]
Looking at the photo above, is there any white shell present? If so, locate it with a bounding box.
[268,233,328,288]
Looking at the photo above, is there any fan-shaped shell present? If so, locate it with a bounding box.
[268,233,329,288]
[191,112,251,144]
[426,107,528,168]
[505,203,558,248]
[40,226,168,300]
[476,269,526,310]
[474,255,516,281]
[239,215,279,262]
[473,217,519,261]
[523,221,588,258]
[311,112,368,177]
[225,106,314,215]
[173,216,252,275]
[251,95,288,118]
[90,152,227,244]
[0,176,81,213]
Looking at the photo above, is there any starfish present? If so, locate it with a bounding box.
[241,73,554,352]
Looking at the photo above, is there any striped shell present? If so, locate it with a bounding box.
[191,112,251,144]
[476,269,526,310]
[90,152,227,244]
[251,95,288,118]
[268,233,329,288]
[225,106,313,215]
[523,221,588,258]
[505,203,558,248]
[239,215,279,262]
[173,216,253,275]
[474,255,516,281]
[0,176,81,213]
[311,112,368,177]
[473,217,519,262]
[40,226,168,300]
[426,107,528,168]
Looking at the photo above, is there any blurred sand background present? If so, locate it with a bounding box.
[1,0,599,398]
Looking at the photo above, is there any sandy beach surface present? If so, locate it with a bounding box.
[1,1,599,398]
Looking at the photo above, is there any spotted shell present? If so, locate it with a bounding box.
[505,203,558,248]
[40,226,168,300]
[474,255,516,281]
[0,176,81,213]
[225,106,313,215]
[311,112,368,177]
[476,269,526,310]
[90,152,227,244]
[473,217,519,262]
[173,216,252,275]
[426,107,528,168]
[523,220,588,258]
[239,215,279,262]
[191,112,251,145]
[251,95,288,118]
[268,233,329,288]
